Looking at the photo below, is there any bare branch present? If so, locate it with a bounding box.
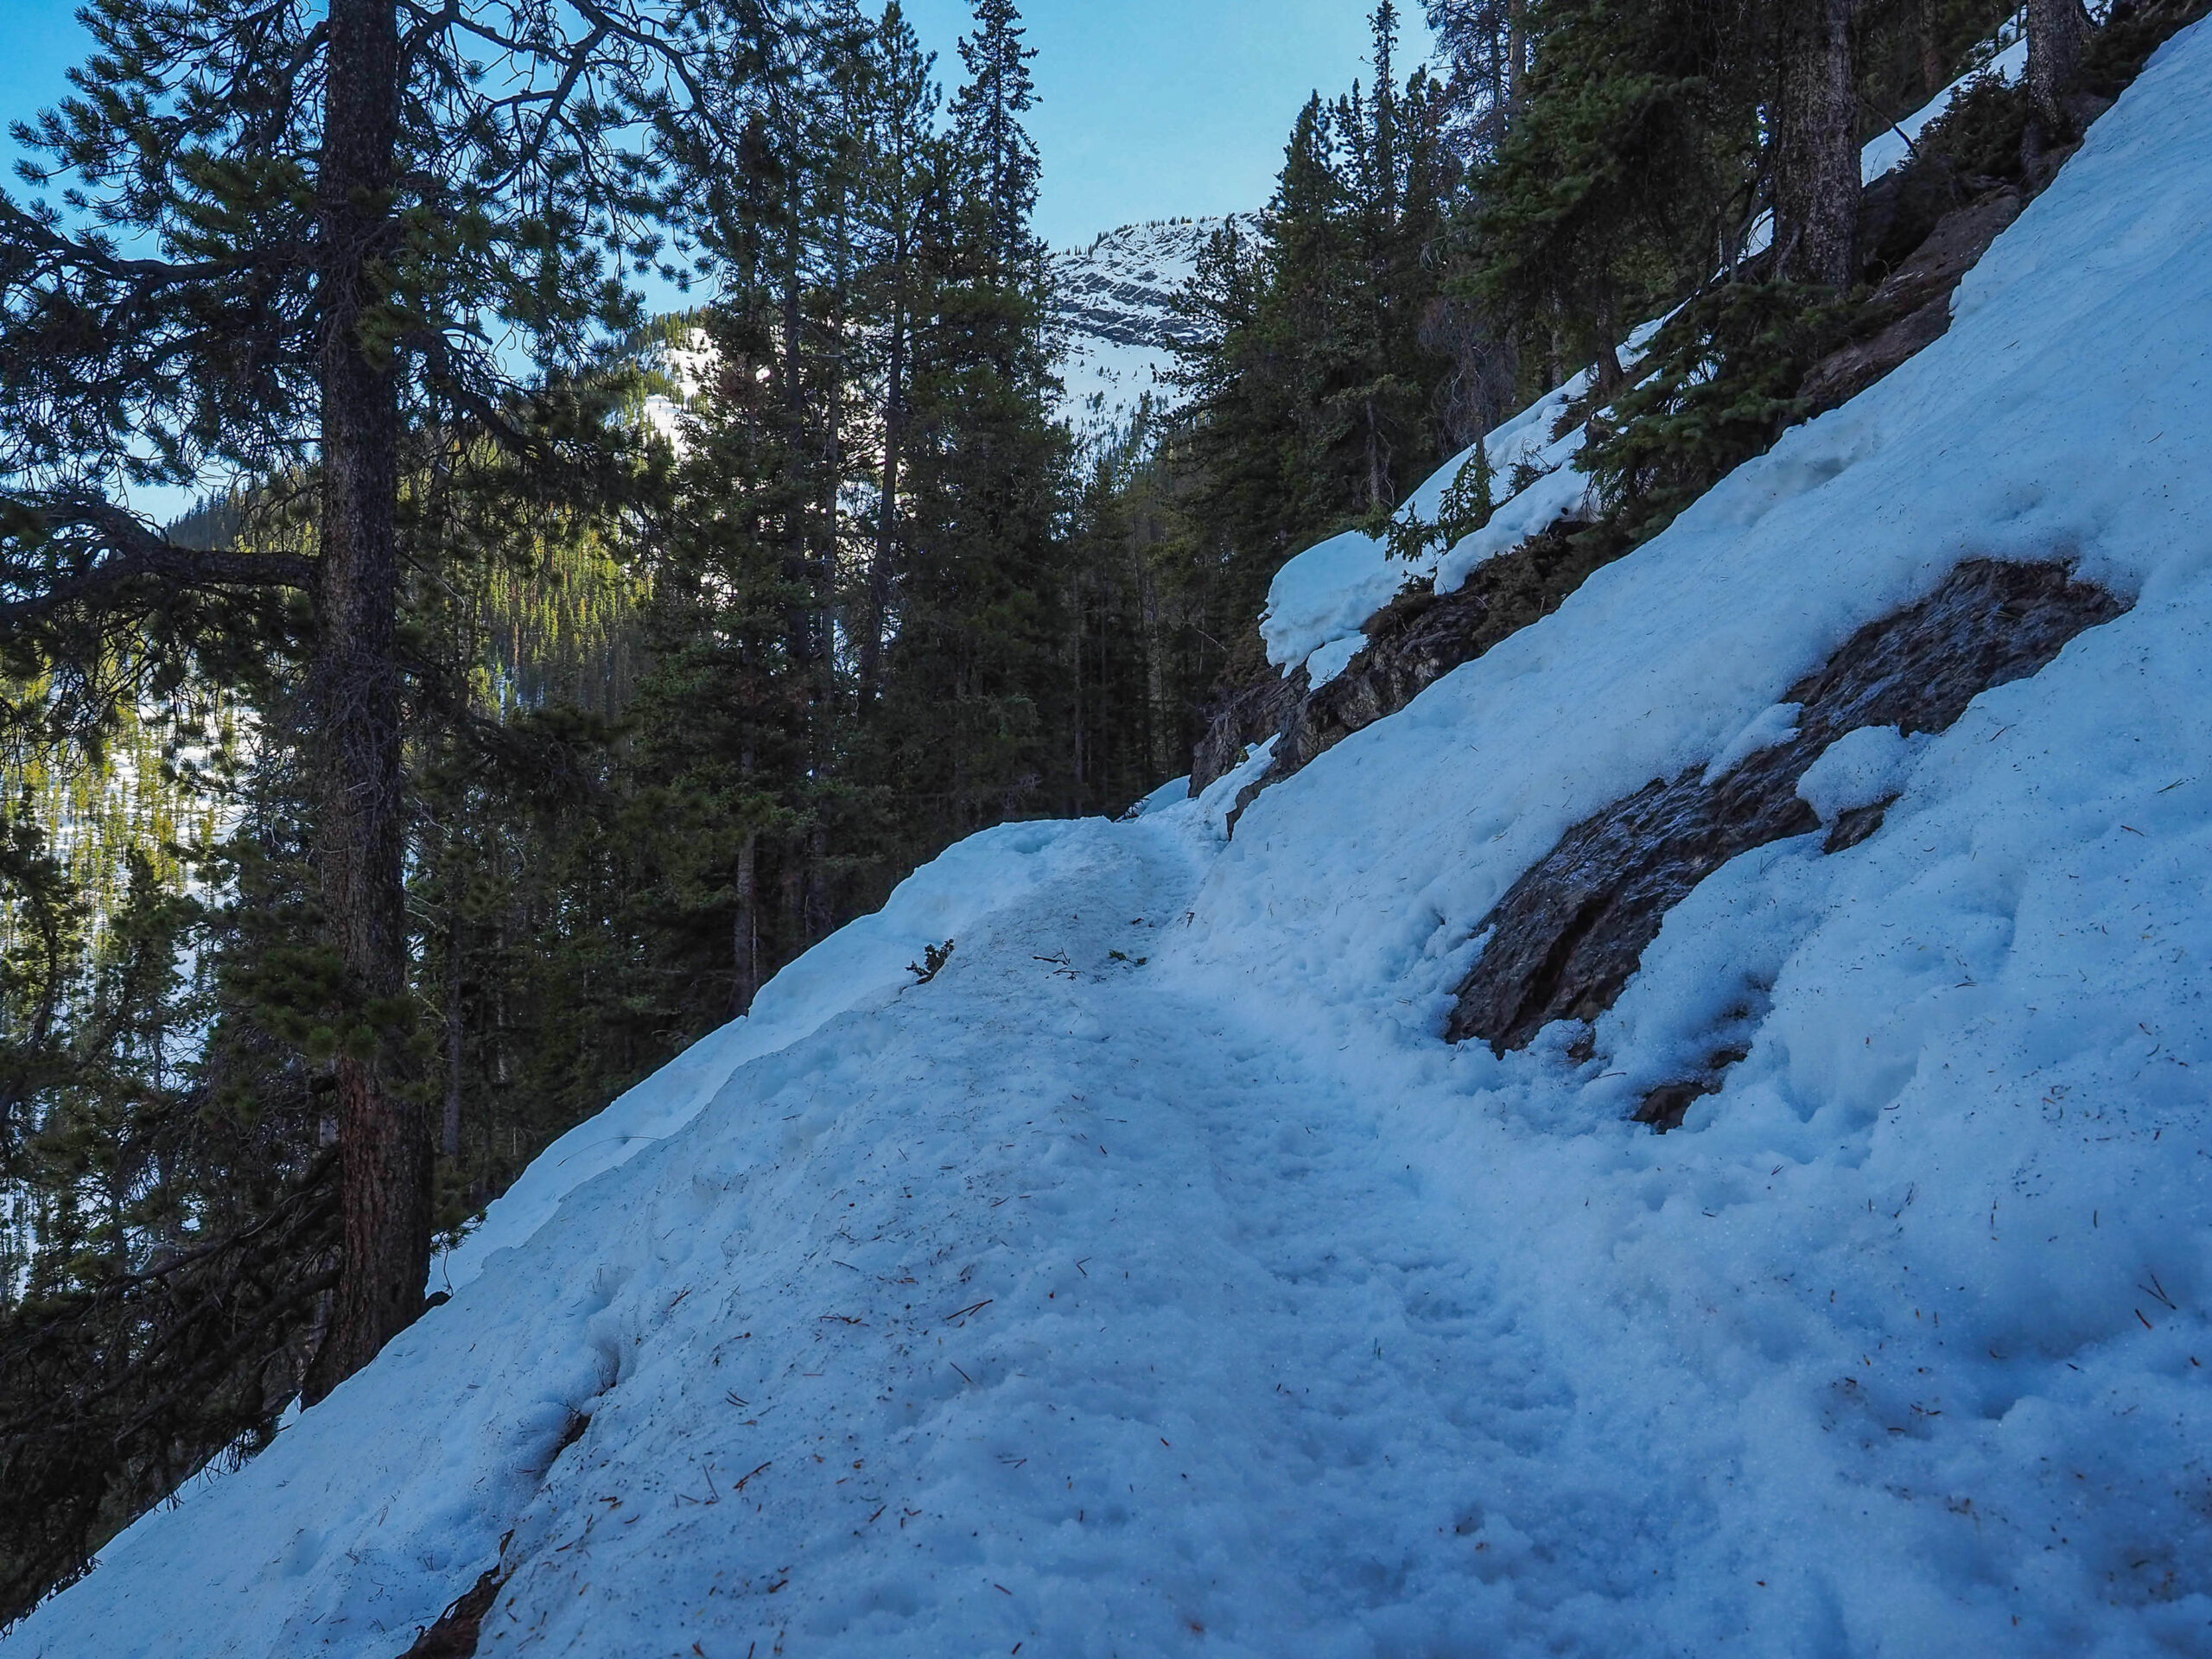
[0,497,313,629]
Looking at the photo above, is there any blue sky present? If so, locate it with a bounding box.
[2,0,1428,249]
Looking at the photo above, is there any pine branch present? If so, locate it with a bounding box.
[0,496,314,629]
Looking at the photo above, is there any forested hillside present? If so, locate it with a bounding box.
[3,0,2205,1641]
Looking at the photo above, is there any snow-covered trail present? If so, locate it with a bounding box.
[440,815,1641,1657]
[3,810,1885,1659]
[36,790,2183,1659]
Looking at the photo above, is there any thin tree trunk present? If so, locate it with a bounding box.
[302,0,425,1405]
[1776,0,1861,288]
[1140,568,1169,783]
[732,826,759,1017]
[1365,398,1389,512]
[1505,0,1529,118]
[2028,0,2093,133]
[862,298,906,702]
[1916,0,1946,98]
[442,898,463,1161]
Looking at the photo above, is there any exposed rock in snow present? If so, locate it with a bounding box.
[1187,663,1306,795]
[1446,560,2127,1057]
[1802,188,2026,415]
[1250,16,2048,703]
[1231,523,1632,815]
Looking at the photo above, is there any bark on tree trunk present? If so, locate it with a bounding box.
[1775,0,1861,288]
[1505,0,1529,118]
[732,827,759,1017]
[302,0,426,1406]
[1916,0,1946,97]
[2028,0,2094,132]
[442,898,463,1161]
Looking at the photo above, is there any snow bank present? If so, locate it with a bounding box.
[1256,360,1610,676]
[436,817,1109,1293]
[9,21,2212,1659]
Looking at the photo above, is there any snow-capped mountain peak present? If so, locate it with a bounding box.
[1052,215,1256,434]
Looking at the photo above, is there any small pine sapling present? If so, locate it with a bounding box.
[1383,443,1497,562]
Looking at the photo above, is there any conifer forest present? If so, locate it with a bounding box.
[3,0,2203,1633]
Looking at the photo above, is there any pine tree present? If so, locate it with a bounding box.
[1774,0,1864,285]
[1427,0,1533,158]
[876,0,1073,845]
[851,4,944,702]
[1173,7,1458,574]
[1470,0,1754,392]
[0,0,762,1396]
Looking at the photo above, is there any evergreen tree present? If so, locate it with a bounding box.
[0,0,763,1396]
[875,0,1074,845]
[851,4,945,701]
[1469,0,1753,393]
[1427,0,1534,158]
[1166,3,1459,673]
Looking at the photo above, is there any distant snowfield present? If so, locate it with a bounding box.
[10,20,2212,1658]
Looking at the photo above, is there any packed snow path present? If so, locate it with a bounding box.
[21,795,2211,1658]
[23,817,1802,1657]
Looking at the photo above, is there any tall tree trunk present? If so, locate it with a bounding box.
[2028,0,2094,133]
[1365,398,1389,512]
[303,0,425,1405]
[1505,0,1529,118]
[442,897,463,1161]
[862,298,906,702]
[1775,0,1861,287]
[1140,568,1169,784]
[732,826,760,1017]
[1916,0,1946,97]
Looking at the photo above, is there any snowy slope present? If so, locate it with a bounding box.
[10,21,2212,1659]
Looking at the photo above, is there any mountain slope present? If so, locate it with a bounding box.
[1053,218,1249,434]
[10,21,2212,1659]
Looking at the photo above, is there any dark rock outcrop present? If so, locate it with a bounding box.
[401,1565,512,1658]
[1446,559,2128,1061]
[1190,666,1308,795]
[1802,189,2024,416]
[1189,105,2089,831]
[1205,521,1629,829]
[1269,525,1626,786]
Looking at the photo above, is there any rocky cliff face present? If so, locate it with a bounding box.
[1052,217,1255,431]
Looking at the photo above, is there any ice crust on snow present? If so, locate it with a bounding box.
[11,21,2212,1659]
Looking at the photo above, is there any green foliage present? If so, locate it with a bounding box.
[1166,4,1464,683]
[1466,0,1755,391]
[1580,279,1849,542]
[1915,72,2037,181]
[2080,0,2212,93]
[1384,441,1496,562]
